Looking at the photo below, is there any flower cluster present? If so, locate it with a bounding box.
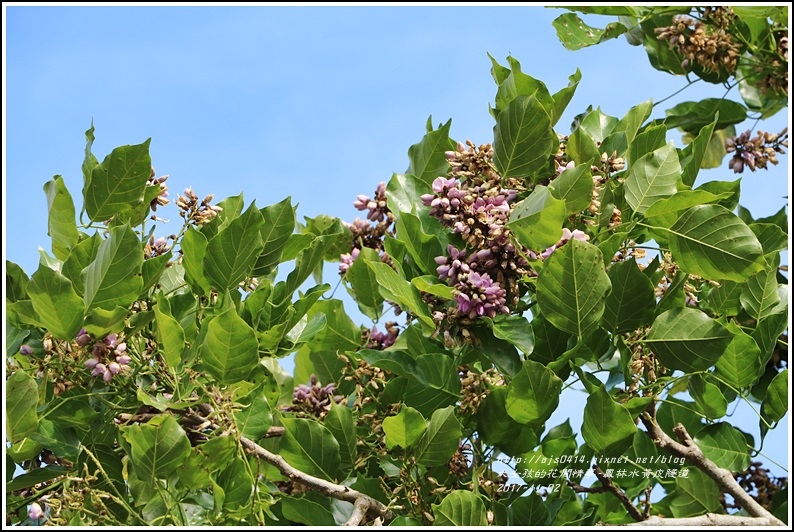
[176,188,223,226]
[363,323,399,350]
[654,11,741,75]
[78,330,131,383]
[339,181,395,274]
[284,374,345,418]
[144,234,172,259]
[146,168,170,212]
[422,142,532,326]
[725,129,788,173]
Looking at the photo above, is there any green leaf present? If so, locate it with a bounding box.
[402,355,460,417]
[749,223,788,254]
[365,260,435,330]
[567,123,600,165]
[714,322,762,389]
[215,456,253,510]
[344,249,384,321]
[492,55,555,115]
[416,405,462,467]
[688,374,727,420]
[476,388,539,457]
[303,299,361,353]
[82,306,128,338]
[81,122,98,188]
[121,414,191,483]
[668,205,765,282]
[395,212,444,276]
[181,226,210,295]
[550,69,582,127]
[487,314,535,356]
[203,202,265,292]
[613,100,653,146]
[5,260,30,302]
[645,308,733,372]
[201,306,259,384]
[552,13,628,51]
[406,118,456,185]
[627,123,667,166]
[579,107,618,144]
[644,190,731,231]
[84,138,152,222]
[740,255,781,320]
[324,403,357,469]
[694,423,750,472]
[537,238,611,337]
[680,119,717,186]
[432,490,488,526]
[44,176,79,260]
[386,172,429,218]
[508,186,568,250]
[28,264,84,340]
[510,492,549,526]
[82,224,143,310]
[668,468,722,517]
[411,275,455,300]
[279,417,340,481]
[601,258,656,333]
[6,464,70,492]
[624,141,680,214]
[548,164,593,214]
[61,233,102,295]
[252,197,295,276]
[382,405,427,450]
[154,294,186,369]
[281,495,337,526]
[505,360,563,426]
[761,370,788,425]
[6,371,39,443]
[234,396,272,439]
[706,280,743,316]
[664,99,748,135]
[581,386,636,456]
[493,94,557,180]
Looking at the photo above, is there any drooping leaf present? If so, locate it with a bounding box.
[667,205,765,282]
[61,233,102,295]
[581,386,636,457]
[550,69,582,127]
[668,468,722,517]
[487,314,535,356]
[688,374,728,420]
[552,13,628,51]
[345,247,385,320]
[154,294,186,369]
[84,139,152,222]
[27,264,84,340]
[6,371,39,443]
[508,185,568,251]
[627,123,668,166]
[645,308,733,372]
[578,107,618,144]
[505,360,563,426]
[5,260,30,303]
[121,414,191,483]
[215,456,253,510]
[601,258,656,333]
[493,94,557,180]
[395,211,444,276]
[382,405,427,450]
[324,403,357,469]
[510,492,549,526]
[749,223,788,254]
[476,388,539,457]
[402,355,460,417]
[694,423,750,472]
[644,190,731,231]
[200,306,259,384]
[279,417,340,481]
[82,224,143,310]
[739,255,781,320]
[234,396,272,440]
[365,260,435,330]
[44,176,79,261]
[537,238,611,337]
[761,369,788,425]
[714,322,763,389]
[432,490,488,526]
[664,99,748,135]
[203,202,265,292]
[680,118,717,186]
[624,141,680,214]
[416,405,462,467]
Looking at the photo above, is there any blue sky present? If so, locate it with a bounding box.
[3,4,790,480]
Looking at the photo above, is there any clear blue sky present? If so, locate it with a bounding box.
[3,4,790,480]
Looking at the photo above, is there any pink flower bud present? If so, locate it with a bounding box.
[108,362,121,375]
[29,502,45,520]
[85,357,100,370]
[116,354,131,365]
[103,369,113,383]
[92,363,107,377]
[20,345,33,356]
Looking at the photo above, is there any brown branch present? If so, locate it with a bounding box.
[592,464,645,522]
[626,513,784,526]
[640,408,784,526]
[343,497,371,526]
[239,434,393,524]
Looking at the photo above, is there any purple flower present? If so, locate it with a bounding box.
[85,357,100,370]
[454,272,509,319]
[92,363,107,377]
[76,328,92,347]
[104,334,118,349]
[116,354,131,366]
[19,345,33,356]
[29,502,45,521]
[339,247,361,274]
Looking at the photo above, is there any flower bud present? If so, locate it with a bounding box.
[19,345,33,356]
[85,357,100,370]
[76,328,92,347]
[116,354,131,366]
[29,502,45,521]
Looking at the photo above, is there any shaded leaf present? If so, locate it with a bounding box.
[416,405,462,467]
[279,417,340,481]
[552,13,628,51]
[44,176,79,260]
[714,322,762,389]
[505,360,563,426]
[581,386,636,456]
[154,294,186,369]
[688,374,727,420]
[82,224,143,310]
[84,139,152,222]
[324,403,357,469]
[6,371,39,443]
[432,490,488,526]
[121,414,191,483]
[252,197,295,276]
[365,260,435,330]
[646,308,733,372]
[601,258,656,333]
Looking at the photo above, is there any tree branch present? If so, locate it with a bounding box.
[625,513,784,526]
[640,408,784,526]
[592,464,645,522]
[238,434,394,524]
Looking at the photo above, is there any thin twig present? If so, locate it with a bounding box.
[592,464,645,522]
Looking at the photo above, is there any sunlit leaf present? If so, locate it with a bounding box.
[552,13,628,51]
[694,423,750,472]
[382,405,427,450]
[44,176,79,261]
[493,94,557,180]
[28,264,84,340]
[505,360,563,426]
[432,490,488,526]
[645,308,733,372]
[6,371,39,443]
[279,417,340,481]
[624,141,680,214]
[406,118,456,185]
[200,306,259,384]
[82,224,143,310]
[508,186,568,251]
[84,139,152,222]
[203,202,265,292]
[416,406,462,467]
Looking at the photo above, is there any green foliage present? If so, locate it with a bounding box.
[5,13,788,525]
